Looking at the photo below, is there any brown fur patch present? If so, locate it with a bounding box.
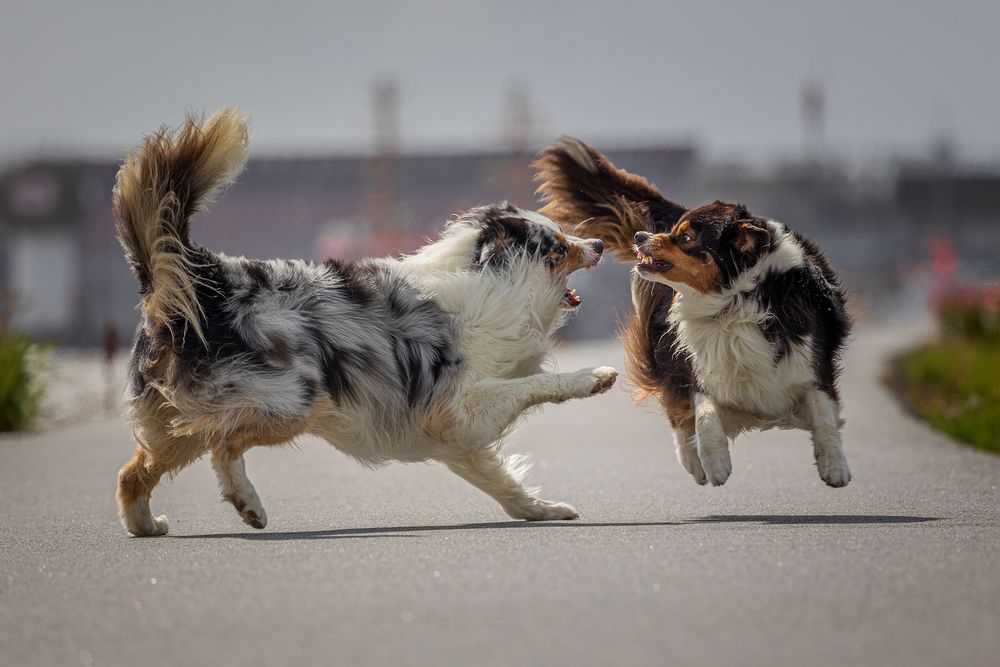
[644,234,722,293]
[664,395,695,431]
[674,220,694,239]
[560,239,590,273]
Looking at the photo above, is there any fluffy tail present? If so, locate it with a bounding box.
[535,137,691,403]
[113,107,249,345]
[619,279,687,404]
[533,136,687,262]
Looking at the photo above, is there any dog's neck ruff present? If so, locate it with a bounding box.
[717,275,762,317]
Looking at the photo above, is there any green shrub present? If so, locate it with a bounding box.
[895,338,1000,454]
[0,332,44,432]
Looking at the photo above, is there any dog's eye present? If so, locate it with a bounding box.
[679,233,693,243]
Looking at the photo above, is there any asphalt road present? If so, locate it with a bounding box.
[1,320,998,667]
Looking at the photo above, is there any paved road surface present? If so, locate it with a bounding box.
[1,321,997,666]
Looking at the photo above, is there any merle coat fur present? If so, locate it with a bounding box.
[113,109,614,536]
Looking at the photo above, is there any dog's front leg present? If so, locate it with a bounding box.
[460,367,618,439]
[212,450,268,529]
[804,389,851,487]
[445,451,579,521]
[695,393,732,486]
[439,367,617,521]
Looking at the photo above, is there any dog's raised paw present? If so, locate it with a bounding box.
[589,366,619,394]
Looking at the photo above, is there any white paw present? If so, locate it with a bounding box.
[229,494,268,530]
[698,446,732,487]
[565,366,619,399]
[816,450,851,488]
[677,443,708,486]
[589,366,619,394]
[507,499,579,521]
[124,514,169,537]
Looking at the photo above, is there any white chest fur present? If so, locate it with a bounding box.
[676,301,815,421]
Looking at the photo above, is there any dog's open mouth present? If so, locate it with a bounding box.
[563,287,582,308]
[635,248,672,273]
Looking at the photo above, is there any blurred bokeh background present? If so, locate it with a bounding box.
[1,1,998,433]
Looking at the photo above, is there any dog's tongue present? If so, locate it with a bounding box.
[563,288,581,307]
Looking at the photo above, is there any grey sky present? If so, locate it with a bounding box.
[2,0,997,162]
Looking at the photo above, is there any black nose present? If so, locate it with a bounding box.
[634,231,652,245]
[592,239,604,256]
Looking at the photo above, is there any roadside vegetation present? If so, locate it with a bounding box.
[0,328,45,432]
[890,240,1000,454]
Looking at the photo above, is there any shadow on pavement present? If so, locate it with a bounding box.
[172,515,941,540]
[689,514,942,525]
[172,520,682,540]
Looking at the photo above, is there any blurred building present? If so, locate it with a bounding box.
[3,142,999,345]
[0,144,696,344]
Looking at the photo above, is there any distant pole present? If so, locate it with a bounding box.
[371,79,400,237]
[501,82,535,205]
[801,79,825,160]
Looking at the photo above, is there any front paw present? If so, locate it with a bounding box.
[698,446,732,487]
[561,367,618,400]
[677,442,708,485]
[506,499,579,521]
[816,450,851,487]
[589,366,619,394]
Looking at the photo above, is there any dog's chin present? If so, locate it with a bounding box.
[632,264,672,286]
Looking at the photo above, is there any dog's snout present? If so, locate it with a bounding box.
[591,239,604,256]
[634,231,652,246]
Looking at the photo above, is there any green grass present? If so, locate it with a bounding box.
[893,337,1000,454]
[0,332,44,432]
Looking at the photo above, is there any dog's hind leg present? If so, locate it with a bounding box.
[804,389,851,488]
[212,449,268,529]
[117,438,205,537]
[444,451,578,521]
[664,394,706,485]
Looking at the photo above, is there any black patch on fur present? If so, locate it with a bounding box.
[127,322,152,395]
[471,202,562,269]
[324,259,377,307]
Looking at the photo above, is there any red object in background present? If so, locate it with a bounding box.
[929,235,957,286]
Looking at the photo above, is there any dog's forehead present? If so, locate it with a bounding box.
[513,209,562,246]
[682,201,744,227]
[677,201,747,242]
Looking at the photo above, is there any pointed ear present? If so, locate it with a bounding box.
[736,221,771,255]
[533,136,687,262]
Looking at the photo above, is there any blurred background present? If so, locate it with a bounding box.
[1,0,998,435]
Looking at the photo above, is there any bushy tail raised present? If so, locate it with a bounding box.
[534,137,691,403]
[113,107,248,344]
[533,136,686,262]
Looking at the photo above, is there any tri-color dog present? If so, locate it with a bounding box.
[535,138,852,488]
[114,109,616,536]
